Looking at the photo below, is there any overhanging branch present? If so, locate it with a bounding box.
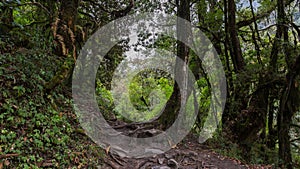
[237,0,295,28]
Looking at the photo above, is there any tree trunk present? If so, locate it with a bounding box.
[276,0,298,167]
[227,0,245,73]
[45,0,80,92]
[53,0,79,59]
[267,94,276,149]
[222,0,248,140]
[278,69,299,169]
[158,0,191,130]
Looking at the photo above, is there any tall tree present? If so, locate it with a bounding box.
[158,0,191,129]
[227,0,245,73]
[278,53,300,168]
[277,0,300,167]
[222,0,249,141]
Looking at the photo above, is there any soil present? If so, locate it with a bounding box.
[98,121,273,169]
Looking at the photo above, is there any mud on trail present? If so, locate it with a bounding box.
[98,121,272,169]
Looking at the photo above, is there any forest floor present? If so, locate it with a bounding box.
[98,121,273,169]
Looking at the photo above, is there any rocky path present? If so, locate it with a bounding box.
[97,121,272,169]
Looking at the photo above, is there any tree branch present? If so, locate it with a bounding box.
[291,22,300,41]
[291,123,300,129]
[0,153,19,159]
[237,0,295,28]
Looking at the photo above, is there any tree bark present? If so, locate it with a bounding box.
[227,0,245,73]
[276,0,298,167]
[53,0,79,59]
[222,0,248,140]
[45,0,80,92]
[278,66,300,169]
[158,0,191,130]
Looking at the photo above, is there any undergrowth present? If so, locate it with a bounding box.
[205,132,278,167]
[0,48,104,168]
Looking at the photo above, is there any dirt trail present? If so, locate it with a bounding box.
[98,121,271,169]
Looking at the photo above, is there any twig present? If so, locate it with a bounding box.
[0,153,19,159]
[113,120,156,129]
[104,160,120,169]
[109,153,124,166]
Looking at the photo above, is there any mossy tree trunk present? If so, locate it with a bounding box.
[277,0,300,165]
[278,55,300,169]
[45,0,80,92]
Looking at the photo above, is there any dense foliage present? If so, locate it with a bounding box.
[0,0,300,168]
